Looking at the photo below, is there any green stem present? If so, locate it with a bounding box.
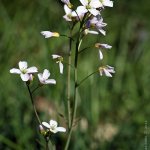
[67,27,73,129]
[26,83,41,125]
[46,139,49,150]
[65,24,83,150]
[77,71,98,87]
[63,61,74,69]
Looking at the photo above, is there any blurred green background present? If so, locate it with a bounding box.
[0,0,150,149]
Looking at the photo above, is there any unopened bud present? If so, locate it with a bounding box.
[39,125,46,135]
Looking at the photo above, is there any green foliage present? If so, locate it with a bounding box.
[0,0,150,149]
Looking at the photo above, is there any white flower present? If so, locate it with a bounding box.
[10,61,38,81]
[63,5,84,21]
[52,54,64,74]
[99,0,113,8]
[38,69,56,85]
[95,43,112,60]
[77,0,102,16]
[42,120,66,133]
[89,16,107,35]
[99,65,115,77]
[95,43,112,49]
[41,31,59,38]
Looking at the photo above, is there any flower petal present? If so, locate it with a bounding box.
[103,0,113,7]
[59,62,63,74]
[56,127,66,132]
[63,15,72,21]
[27,67,38,73]
[38,73,44,83]
[76,6,87,15]
[41,31,52,38]
[43,69,50,80]
[99,29,106,36]
[88,30,99,35]
[103,69,112,77]
[42,122,50,128]
[19,61,27,70]
[52,54,60,59]
[61,0,70,5]
[100,44,112,49]
[20,74,30,81]
[90,0,102,8]
[106,65,115,73]
[49,120,58,127]
[99,50,103,60]
[10,68,21,74]
[64,4,72,14]
[80,0,88,6]
[89,8,100,16]
[45,79,56,84]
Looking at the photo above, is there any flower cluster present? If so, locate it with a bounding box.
[40,0,115,77]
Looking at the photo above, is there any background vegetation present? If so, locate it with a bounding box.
[0,0,150,149]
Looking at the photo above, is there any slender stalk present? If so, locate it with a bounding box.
[60,34,74,41]
[67,27,73,129]
[26,83,50,150]
[32,84,43,94]
[63,61,74,69]
[26,83,41,125]
[78,45,93,54]
[77,71,98,87]
[45,139,49,150]
[65,24,83,150]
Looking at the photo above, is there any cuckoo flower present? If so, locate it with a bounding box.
[10,61,38,81]
[52,54,64,74]
[41,31,59,38]
[38,69,56,85]
[42,120,66,133]
[95,43,112,60]
[77,0,102,16]
[99,65,115,77]
[89,16,107,35]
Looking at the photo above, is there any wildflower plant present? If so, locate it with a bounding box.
[10,0,115,149]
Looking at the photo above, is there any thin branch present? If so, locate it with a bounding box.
[26,83,41,125]
[32,84,43,94]
[60,34,74,41]
[77,71,98,87]
[78,46,93,54]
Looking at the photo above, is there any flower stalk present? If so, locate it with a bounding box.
[65,19,84,149]
[77,70,98,87]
